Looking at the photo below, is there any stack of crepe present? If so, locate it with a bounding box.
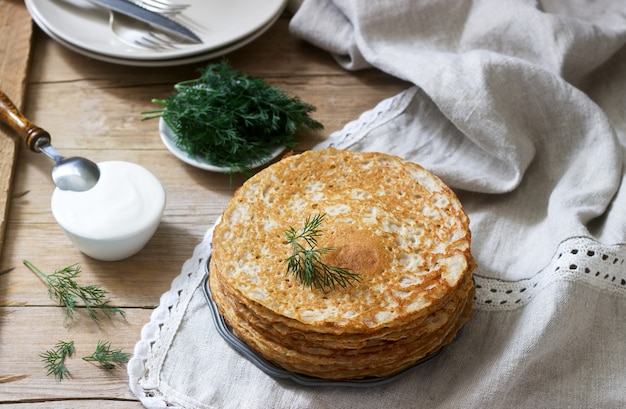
[210,148,476,380]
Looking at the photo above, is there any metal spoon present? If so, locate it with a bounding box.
[0,90,100,192]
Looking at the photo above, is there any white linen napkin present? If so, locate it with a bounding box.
[291,0,626,280]
[129,1,626,407]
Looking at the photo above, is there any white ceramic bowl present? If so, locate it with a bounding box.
[51,161,166,261]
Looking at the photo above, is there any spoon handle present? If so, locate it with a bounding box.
[0,90,51,152]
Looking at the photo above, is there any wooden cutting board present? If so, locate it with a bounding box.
[0,0,34,260]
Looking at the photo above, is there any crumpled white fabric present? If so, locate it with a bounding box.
[128,1,626,407]
[292,0,626,280]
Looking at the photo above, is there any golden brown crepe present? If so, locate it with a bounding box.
[210,148,476,380]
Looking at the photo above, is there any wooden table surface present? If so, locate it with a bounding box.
[0,3,408,407]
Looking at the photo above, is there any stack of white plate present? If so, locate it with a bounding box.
[25,0,287,67]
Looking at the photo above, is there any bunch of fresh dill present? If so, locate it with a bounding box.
[143,60,324,171]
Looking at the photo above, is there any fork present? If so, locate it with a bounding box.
[137,0,205,35]
[134,0,189,17]
[109,1,196,51]
[109,12,183,50]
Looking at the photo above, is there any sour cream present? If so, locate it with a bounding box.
[51,161,166,260]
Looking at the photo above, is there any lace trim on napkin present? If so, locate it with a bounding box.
[313,87,416,150]
[128,229,626,406]
[128,227,214,408]
[474,236,626,311]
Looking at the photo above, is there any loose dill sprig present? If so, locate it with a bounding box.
[285,213,361,292]
[142,60,323,172]
[82,340,131,370]
[23,260,125,324]
[40,340,75,381]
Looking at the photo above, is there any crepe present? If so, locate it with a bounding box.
[210,148,476,380]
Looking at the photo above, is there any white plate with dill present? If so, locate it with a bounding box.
[159,118,286,173]
[150,62,323,173]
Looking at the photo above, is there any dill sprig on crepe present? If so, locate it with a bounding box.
[143,61,323,171]
[285,213,361,292]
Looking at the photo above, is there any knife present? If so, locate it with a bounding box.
[88,0,203,44]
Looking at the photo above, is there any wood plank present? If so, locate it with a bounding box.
[0,306,150,404]
[1,222,207,306]
[0,0,34,262]
[24,73,403,152]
